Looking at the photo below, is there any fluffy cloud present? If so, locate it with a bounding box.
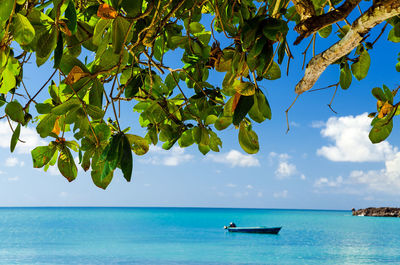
[139,146,193,166]
[314,176,343,187]
[0,121,46,154]
[207,149,260,167]
[269,152,298,179]
[317,113,397,162]
[315,114,400,195]
[348,152,400,194]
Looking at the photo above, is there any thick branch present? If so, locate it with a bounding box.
[294,0,362,45]
[295,0,400,94]
[292,0,316,20]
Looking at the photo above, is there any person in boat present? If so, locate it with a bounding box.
[224,222,237,229]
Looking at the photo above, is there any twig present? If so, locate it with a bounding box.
[285,94,300,134]
[24,69,57,110]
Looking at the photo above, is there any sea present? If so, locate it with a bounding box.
[0,207,398,264]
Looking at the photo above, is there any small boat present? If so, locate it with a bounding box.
[224,226,282,234]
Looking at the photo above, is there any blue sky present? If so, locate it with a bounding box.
[0,9,399,209]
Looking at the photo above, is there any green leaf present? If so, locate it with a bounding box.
[238,124,259,154]
[36,26,58,66]
[12,13,36,45]
[198,144,210,155]
[189,22,204,34]
[278,38,286,64]
[36,113,57,138]
[0,0,13,23]
[318,25,332,38]
[205,114,218,125]
[351,50,370,81]
[249,90,272,123]
[233,95,254,126]
[112,16,131,54]
[58,146,77,182]
[91,158,114,189]
[93,18,111,46]
[121,0,142,17]
[31,144,57,168]
[10,123,21,153]
[86,104,104,120]
[234,81,255,96]
[51,99,80,115]
[388,28,400,43]
[89,79,104,108]
[262,18,288,41]
[125,134,149,155]
[178,130,195,147]
[372,87,386,102]
[382,84,393,104]
[65,0,77,35]
[36,103,54,114]
[5,101,25,123]
[214,116,232,130]
[263,61,281,80]
[120,135,133,182]
[192,126,202,144]
[54,32,63,69]
[369,119,393,144]
[125,74,142,98]
[339,62,352,90]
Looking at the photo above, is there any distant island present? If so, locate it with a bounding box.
[352,207,400,217]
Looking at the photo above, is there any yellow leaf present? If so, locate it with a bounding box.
[232,93,241,112]
[65,66,89,85]
[97,3,118,20]
[59,21,72,36]
[378,102,393,119]
[52,118,61,136]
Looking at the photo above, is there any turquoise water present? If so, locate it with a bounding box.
[0,208,399,264]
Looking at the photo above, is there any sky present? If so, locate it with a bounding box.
[0,6,399,209]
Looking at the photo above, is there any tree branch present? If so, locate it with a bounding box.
[292,0,316,21]
[294,0,362,45]
[295,0,400,94]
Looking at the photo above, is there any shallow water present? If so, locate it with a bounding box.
[0,207,398,264]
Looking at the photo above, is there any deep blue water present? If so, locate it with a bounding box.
[0,207,399,264]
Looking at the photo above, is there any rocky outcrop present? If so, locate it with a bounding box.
[352,207,400,217]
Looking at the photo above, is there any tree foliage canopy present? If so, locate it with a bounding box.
[1,0,399,188]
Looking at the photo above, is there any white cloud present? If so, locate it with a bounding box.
[300,174,306,180]
[0,121,46,154]
[7,176,19,182]
[207,150,260,167]
[269,152,298,179]
[139,146,193,166]
[314,176,343,187]
[226,183,237,188]
[290,121,300,127]
[347,152,400,194]
[273,190,288,198]
[311,120,325,128]
[317,113,397,162]
[276,161,297,179]
[257,192,263,197]
[246,185,254,189]
[5,157,19,167]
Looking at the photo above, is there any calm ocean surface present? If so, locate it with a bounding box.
[0,207,398,264]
